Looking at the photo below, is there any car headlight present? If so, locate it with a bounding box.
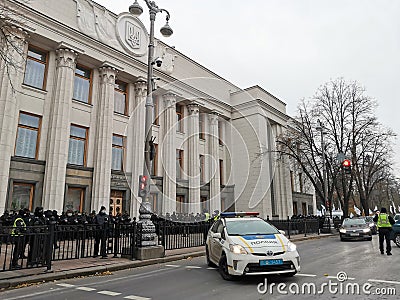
[369,223,375,227]
[229,244,247,254]
[363,228,371,233]
[339,228,346,233]
[287,241,297,252]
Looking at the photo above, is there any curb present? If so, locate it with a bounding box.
[0,251,205,290]
[0,233,337,290]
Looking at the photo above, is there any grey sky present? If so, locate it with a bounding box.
[95,0,400,174]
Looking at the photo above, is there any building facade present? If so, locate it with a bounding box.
[0,0,295,219]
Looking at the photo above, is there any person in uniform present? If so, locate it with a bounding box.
[11,210,27,269]
[373,207,395,255]
[93,206,109,258]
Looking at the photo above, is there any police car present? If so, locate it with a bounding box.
[205,212,300,280]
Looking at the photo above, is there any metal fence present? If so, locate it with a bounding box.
[267,218,320,239]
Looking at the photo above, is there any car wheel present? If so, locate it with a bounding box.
[395,234,400,248]
[206,246,216,267]
[219,254,235,281]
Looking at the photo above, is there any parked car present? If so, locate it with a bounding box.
[391,220,400,247]
[363,216,377,234]
[339,218,372,241]
[394,214,400,222]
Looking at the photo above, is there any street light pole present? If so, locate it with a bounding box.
[129,0,173,247]
[316,119,330,219]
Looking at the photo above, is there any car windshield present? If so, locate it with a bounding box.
[225,219,279,236]
[364,217,373,222]
[343,218,366,226]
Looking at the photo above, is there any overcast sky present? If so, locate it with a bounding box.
[95,0,400,175]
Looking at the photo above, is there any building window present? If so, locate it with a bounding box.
[299,173,303,193]
[176,149,184,179]
[68,124,88,166]
[15,112,41,159]
[218,120,223,145]
[11,183,34,211]
[114,81,128,115]
[176,195,186,213]
[201,197,209,214]
[199,113,205,140]
[200,155,205,182]
[153,96,159,125]
[23,46,47,89]
[64,187,85,212]
[73,65,91,104]
[110,190,123,216]
[176,104,184,133]
[290,171,294,192]
[219,159,224,185]
[112,134,125,171]
[151,144,158,176]
[293,202,298,216]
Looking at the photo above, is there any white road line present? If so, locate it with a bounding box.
[165,264,180,268]
[207,267,216,270]
[368,279,400,285]
[56,283,76,288]
[326,276,355,280]
[76,287,97,291]
[97,291,122,296]
[124,296,152,300]
[185,266,202,269]
[295,273,317,277]
[1,288,64,300]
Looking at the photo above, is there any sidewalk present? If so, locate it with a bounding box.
[0,233,336,290]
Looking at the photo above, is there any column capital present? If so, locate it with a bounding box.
[209,111,220,125]
[163,92,177,108]
[55,48,78,69]
[187,102,200,116]
[99,66,117,85]
[134,79,147,98]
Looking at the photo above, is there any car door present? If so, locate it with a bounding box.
[210,221,225,262]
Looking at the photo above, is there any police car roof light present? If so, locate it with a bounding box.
[220,212,259,218]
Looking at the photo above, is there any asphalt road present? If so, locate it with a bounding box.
[1,235,399,300]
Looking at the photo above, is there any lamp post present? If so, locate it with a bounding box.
[129,0,173,247]
[316,119,330,219]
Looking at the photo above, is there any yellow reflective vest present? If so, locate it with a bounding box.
[11,217,26,236]
[377,213,392,228]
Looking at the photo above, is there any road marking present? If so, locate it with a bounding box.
[165,264,180,268]
[326,276,355,280]
[368,279,400,285]
[295,273,317,277]
[185,266,202,269]
[98,291,122,296]
[56,283,76,288]
[1,288,64,300]
[207,267,216,270]
[76,287,97,291]
[124,296,152,300]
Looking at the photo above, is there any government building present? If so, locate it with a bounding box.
[0,0,316,218]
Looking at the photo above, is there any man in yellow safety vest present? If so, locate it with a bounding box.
[11,210,27,269]
[373,207,395,255]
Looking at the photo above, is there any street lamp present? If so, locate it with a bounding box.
[129,0,173,247]
[316,119,330,219]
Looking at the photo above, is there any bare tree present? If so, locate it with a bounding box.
[277,78,396,218]
[0,0,29,89]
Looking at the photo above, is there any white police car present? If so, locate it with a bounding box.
[206,212,300,280]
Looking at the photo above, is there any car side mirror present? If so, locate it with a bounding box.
[279,230,286,235]
[212,232,222,239]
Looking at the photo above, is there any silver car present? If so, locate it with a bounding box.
[339,218,372,241]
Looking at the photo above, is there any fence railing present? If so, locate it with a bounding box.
[266,218,320,239]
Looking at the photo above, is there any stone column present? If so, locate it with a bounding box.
[129,79,146,218]
[91,66,117,211]
[208,112,221,213]
[0,26,28,212]
[187,103,201,214]
[161,93,177,214]
[42,48,78,212]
